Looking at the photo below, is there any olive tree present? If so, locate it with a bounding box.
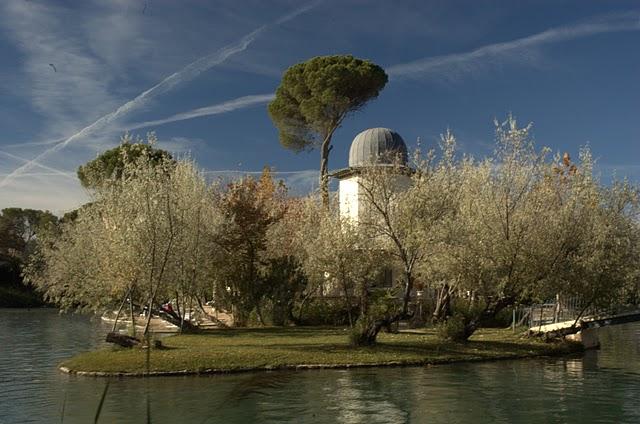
[350,134,461,345]
[439,116,640,340]
[25,148,219,336]
[268,55,388,206]
[545,150,640,323]
[438,117,564,339]
[293,197,383,329]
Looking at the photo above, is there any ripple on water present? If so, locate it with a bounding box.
[0,309,639,423]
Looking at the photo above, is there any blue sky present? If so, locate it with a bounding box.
[0,0,638,213]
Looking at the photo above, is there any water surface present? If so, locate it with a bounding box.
[0,308,638,423]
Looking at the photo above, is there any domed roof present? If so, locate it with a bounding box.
[348,128,408,167]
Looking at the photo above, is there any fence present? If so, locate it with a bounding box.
[516,295,601,329]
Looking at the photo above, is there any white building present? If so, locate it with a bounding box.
[332,127,413,288]
[334,127,412,223]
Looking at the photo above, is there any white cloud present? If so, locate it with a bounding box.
[2,93,275,148]
[1,1,121,137]
[0,0,321,190]
[0,150,75,181]
[0,174,88,214]
[155,136,204,155]
[129,94,275,131]
[388,12,640,80]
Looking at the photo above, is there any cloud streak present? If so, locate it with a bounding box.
[129,93,275,131]
[388,12,640,79]
[0,1,320,188]
[3,93,275,146]
[0,150,75,180]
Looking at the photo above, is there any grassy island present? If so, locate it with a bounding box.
[60,327,582,376]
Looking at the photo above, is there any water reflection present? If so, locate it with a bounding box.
[0,309,639,423]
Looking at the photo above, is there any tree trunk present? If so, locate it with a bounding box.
[432,284,452,323]
[196,297,229,328]
[233,306,249,327]
[129,295,136,338]
[351,269,415,346]
[352,316,400,346]
[143,298,154,336]
[255,302,266,326]
[400,268,414,317]
[341,276,354,328]
[106,332,140,348]
[461,296,515,340]
[111,286,132,332]
[319,135,332,208]
[157,307,199,332]
[359,322,383,346]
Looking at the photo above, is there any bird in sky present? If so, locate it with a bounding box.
[48,63,56,72]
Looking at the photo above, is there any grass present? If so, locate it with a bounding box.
[60,326,582,376]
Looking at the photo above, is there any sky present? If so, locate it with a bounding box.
[0,0,638,214]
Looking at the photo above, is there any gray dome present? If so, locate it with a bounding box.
[348,128,408,167]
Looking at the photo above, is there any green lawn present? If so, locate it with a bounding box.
[61,327,581,376]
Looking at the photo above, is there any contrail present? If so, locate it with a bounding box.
[0,150,75,180]
[388,12,640,78]
[4,94,274,147]
[5,94,276,146]
[4,136,68,149]
[129,93,275,130]
[0,172,75,177]
[0,1,321,188]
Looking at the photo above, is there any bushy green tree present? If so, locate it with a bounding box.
[77,132,173,189]
[0,208,58,272]
[269,55,388,206]
[0,208,58,306]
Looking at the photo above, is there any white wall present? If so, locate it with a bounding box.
[339,176,359,223]
[339,173,412,224]
[338,171,412,289]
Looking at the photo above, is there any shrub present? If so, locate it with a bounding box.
[436,313,467,342]
[293,298,359,326]
[348,317,372,346]
[481,307,514,328]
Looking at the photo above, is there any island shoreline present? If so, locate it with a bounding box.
[59,328,584,377]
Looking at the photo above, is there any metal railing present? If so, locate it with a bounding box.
[519,295,600,329]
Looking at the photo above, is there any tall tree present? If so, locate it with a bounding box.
[77,132,173,189]
[211,168,287,326]
[439,117,640,340]
[294,197,383,329]
[441,118,557,340]
[353,134,461,345]
[25,153,219,336]
[268,55,388,206]
[0,208,58,284]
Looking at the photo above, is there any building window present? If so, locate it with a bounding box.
[376,267,393,288]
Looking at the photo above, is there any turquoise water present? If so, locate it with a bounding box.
[0,308,638,423]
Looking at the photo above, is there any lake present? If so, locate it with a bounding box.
[0,308,638,423]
